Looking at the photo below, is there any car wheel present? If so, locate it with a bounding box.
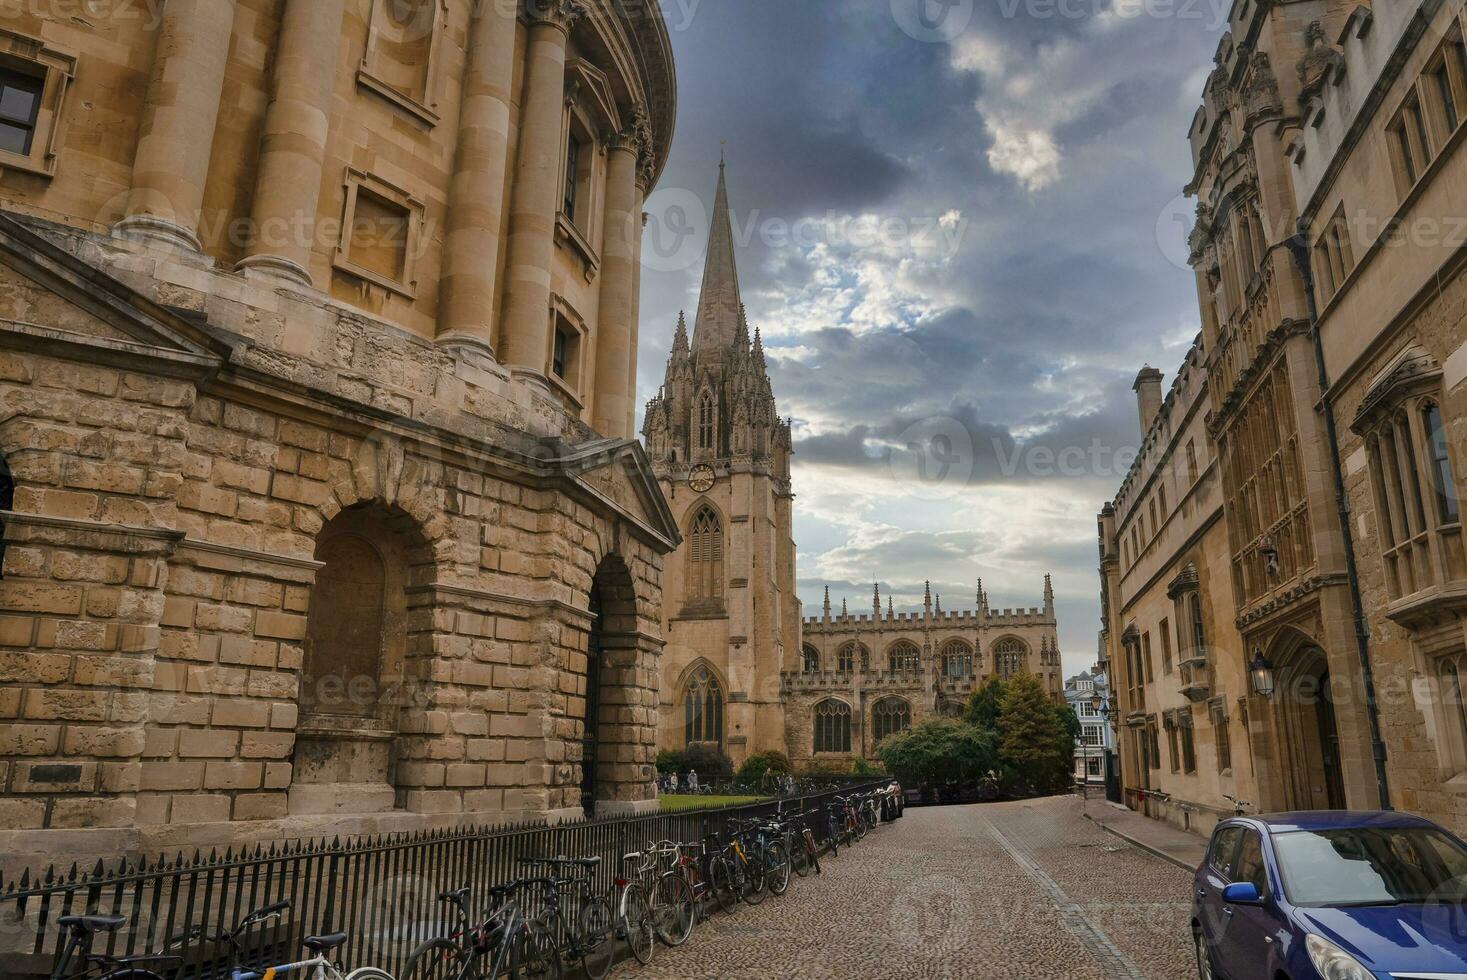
[1194,930,1216,980]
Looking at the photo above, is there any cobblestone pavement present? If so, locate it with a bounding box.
[614,795,1195,980]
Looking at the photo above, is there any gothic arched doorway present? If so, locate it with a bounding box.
[1272,638,1347,810]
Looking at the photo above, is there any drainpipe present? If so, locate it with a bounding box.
[1285,233,1392,811]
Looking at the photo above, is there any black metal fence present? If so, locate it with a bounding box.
[0,781,888,980]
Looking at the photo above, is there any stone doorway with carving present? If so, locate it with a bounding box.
[1263,629,1347,811]
[290,502,434,816]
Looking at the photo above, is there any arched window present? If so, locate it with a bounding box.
[887,641,920,675]
[837,642,866,674]
[993,637,1028,679]
[940,640,973,678]
[813,699,851,753]
[687,505,724,602]
[683,665,724,747]
[698,391,716,452]
[872,697,911,744]
[802,644,821,673]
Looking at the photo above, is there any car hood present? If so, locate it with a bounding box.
[1295,904,1467,973]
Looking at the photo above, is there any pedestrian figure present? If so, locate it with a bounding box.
[668,771,678,794]
[688,770,699,793]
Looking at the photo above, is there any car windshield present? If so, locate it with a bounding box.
[1273,826,1467,906]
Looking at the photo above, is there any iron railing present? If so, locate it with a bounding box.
[0,782,887,980]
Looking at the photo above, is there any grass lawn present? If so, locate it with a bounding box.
[658,794,761,811]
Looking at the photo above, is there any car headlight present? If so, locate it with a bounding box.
[1306,934,1376,980]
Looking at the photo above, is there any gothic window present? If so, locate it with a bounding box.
[1221,359,1312,607]
[939,639,973,678]
[813,699,851,754]
[992,637,1028,679]
[687,505,724,602]
[698,391,716,453]
[872,697,911,744]
[1210,698,1232,773]
[683,665,724,747]
[802,644,821,673]
[837,642,866,674]
[887,641,920,675]
[1356,352,1466,601]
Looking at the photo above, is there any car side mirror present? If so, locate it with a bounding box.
[1222,882,1262,904]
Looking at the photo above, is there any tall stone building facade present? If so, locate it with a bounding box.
[643,164,799,766]
[0,0,678,863]
[784,581,1062,769]
[1107,0,1467,840]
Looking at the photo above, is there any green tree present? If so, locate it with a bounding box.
[877,718,999,790]
[996,673,1071,793]
[966,676,1008,730]
[735,750,792,785]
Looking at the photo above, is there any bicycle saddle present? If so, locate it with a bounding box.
[302,933,348,954]
[58,915,126,934]
[574,856,601,869]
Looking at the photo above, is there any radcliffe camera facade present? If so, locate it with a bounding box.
[0,0,679,855]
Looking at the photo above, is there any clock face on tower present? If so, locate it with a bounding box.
[688,464,716,493]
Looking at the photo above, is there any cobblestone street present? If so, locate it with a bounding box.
[616,795,1195,980]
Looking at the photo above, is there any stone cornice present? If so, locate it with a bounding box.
[1234,572,1349,630]
[0,511,185,555]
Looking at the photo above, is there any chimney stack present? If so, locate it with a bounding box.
[1133,365,1164,434]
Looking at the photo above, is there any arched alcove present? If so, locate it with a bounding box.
[581,552,646,817]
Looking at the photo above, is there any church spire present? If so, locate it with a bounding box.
[692,160,743,354]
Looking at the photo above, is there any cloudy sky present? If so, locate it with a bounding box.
[634,0,1227,676]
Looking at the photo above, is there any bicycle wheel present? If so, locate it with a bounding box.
[507,920,561,980]
[739,852,767,906]
[621,882,656,966]
[347,969,398,980]
[765,841,791,896]
[654,872,696,947]
[404,937,472,980]
[825,817,840,857]
[577,895,616,980]
[790,834,810,878]
[708,855,739,915]
[805,834,822,876]
[853,813,867,842]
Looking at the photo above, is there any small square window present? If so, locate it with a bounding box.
[563,133,581,222]
[0,67,42,155]
[552,326,570,380]
[0,35,76,179]
[333,169,424,299]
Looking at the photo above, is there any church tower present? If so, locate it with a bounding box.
[643,162,799,765]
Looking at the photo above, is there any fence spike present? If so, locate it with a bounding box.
[66,863,78,883]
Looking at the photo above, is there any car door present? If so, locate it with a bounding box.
[1216,828,1279,980]
[1197,826,1244,953]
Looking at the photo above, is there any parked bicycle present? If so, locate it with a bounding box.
[50,914,180,980]
[172,899,400,980]
[400,884,560,980]
[518,856,617,979]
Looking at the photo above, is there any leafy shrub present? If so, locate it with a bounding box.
[735,750,792,785]
[669,743,734,781]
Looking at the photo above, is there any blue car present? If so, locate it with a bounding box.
[1191,810,1467,979]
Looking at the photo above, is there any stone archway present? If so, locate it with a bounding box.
[581,552,653,817]
[1266,630,1347,811]
[290,501,434,816]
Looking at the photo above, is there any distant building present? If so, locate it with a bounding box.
[785,580,1063,770]
[1064,672,1114,785]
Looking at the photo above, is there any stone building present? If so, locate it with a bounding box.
[1063,671,1112,787]
[0,0,678,863]
[1109,0,1467,839]
[783,581,1062,770]
[1290,0,1467,829]
[642,164,799,767]
[1098,347,1256,839]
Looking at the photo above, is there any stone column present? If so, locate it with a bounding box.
[235,0,344,287]
[625,197,647,438]
[498,0,584,381]
[435,0,518,354]
[590,132,642,437]
[115,0,237,251]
